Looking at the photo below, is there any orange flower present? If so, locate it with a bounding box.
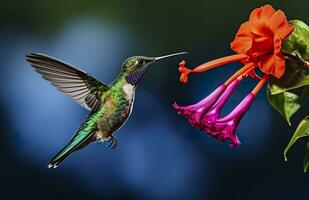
[231,4,294,78]
[178,4,294,83]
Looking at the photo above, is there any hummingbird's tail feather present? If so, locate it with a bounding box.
[48,133,94,168]
[48,112,102,168]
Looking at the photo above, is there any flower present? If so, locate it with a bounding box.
[178,4,294,83]
[174,4,292,147]
[200,79,240,127]
[206,92,256,147]
[175,72,268,146]
[230,4,294,78]
[173,84,226,129]
[179,60,190,83]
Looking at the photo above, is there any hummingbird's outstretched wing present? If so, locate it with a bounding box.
[26,53,109,110]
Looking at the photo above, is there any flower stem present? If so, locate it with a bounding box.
[251,74,269,95]
[283,52,309,68]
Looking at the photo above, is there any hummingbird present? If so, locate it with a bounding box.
[26,52,187,168]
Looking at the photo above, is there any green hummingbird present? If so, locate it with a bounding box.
[26,52,186,168]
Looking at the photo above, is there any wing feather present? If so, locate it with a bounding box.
[26,53,109,110]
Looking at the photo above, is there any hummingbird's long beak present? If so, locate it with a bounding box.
[153,52,188,61]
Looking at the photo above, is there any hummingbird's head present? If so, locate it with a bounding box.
[121,52,187,85]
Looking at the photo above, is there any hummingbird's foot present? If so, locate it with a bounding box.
[105,135,117,149]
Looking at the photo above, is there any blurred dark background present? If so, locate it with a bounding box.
[0,0,308,199]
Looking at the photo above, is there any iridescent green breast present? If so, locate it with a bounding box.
[96,80,135,135]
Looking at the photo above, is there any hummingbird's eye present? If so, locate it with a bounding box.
[138,59,144,65]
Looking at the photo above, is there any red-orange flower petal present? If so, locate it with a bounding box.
[276,24,294,40]
[268,10,294,40]
[268,10,292,38]
[249,4,276,23]
[273,34,282,55]
[230,22,253,54]
[260,5,276,22]
[249,5,275,36]
[259,54,285,79]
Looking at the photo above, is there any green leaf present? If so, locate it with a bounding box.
[304,140,309,173]
[283,20,309,62]
[268,20,309,124]
[268,63,309,95]
[269,20,309,95]
[267,85,309,125]
[284,115,309,162]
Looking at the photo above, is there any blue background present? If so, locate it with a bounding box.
[0,0,308,199]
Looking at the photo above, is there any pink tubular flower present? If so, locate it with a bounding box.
[173,84,226,129]
[201,79,240,127]
[207,92,256,147]
[175,58,269,147]
[210,75,268,147]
